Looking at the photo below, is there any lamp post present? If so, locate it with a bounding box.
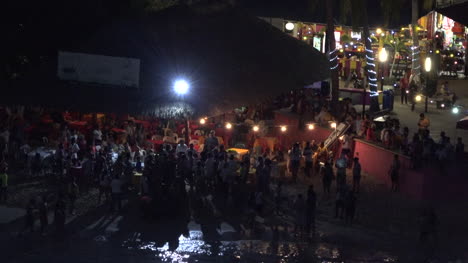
[379,48,388,91]
[173,79,190,143]
[424,56,432,113]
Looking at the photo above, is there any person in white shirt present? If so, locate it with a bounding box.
[176,140,188,156]
[93,127,103,145]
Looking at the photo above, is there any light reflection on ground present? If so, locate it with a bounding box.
[122,221,399,262]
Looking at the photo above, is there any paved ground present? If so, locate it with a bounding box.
[392,79,468,145]
[1,170,466,262]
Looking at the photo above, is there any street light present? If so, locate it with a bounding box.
[415,95,422,102]
[379,48,388,62]
[285,22,294,31]
[379,48,388,91]
[173,79,189,95]
[452,107,460,114]
[425,57,432,72]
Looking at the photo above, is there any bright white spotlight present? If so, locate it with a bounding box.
[452,107,459,114]
[174,79,189,95]
[415,95,422,102]
[425,57,432,72]
[441,103,445,108]
[285,22,294,31]
[225,123,232,129]
[253,125,259,132]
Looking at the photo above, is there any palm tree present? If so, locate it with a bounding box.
[411,0,421,80]
[384,36,410,78]
[308,0,339,114]
[342,0,379,111]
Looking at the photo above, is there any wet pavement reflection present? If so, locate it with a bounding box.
[120,220,399,263]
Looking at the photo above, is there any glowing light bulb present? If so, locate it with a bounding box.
[308,124,315,130]
[415,95,422,102]
[280,126,287,132]
[253,125,259,132]
[200,118,206,125]
[225,123,232,129]
[331,122,337,129]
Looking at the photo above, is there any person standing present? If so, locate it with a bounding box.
[303,141,313,178]
[335,154,347,192]
[455,137,465,161]
[306,185,317,237]
[289,143,301,183]
[293,194,306,237]
[400,71,410,104]
[110,175,123,211]
[389,154,400,192]
[0,162,8,202]
[417,113,430,133]
[38,195,48,235]
[335,189,345,219]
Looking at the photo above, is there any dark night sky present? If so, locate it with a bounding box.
[237,0,414,28]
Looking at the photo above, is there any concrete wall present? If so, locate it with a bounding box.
[354,139,468,201]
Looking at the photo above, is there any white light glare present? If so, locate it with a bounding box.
[174,79,189,95]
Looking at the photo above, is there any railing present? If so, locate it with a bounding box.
[436,0,468,8]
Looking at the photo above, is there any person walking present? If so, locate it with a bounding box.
[68,178,79,215]
[23,198,36,234]
[322,162,333,195]
[54,193,66,235]
[306,185,317,237]
[289,143,302,183]
[344,190,357,225]
[352,158,361,193]
[389,154,401,192]
[293,194,306,237]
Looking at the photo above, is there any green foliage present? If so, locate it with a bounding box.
[341,34,352,43]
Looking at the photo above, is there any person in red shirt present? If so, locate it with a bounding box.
[400,71,410,105]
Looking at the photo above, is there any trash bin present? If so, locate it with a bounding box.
[382,90,394,111]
